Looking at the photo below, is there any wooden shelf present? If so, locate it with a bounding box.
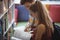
[0,2,14,19]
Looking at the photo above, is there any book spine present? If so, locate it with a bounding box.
[0,1,3,14]
[0,20,3,40]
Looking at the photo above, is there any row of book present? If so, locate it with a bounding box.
[0,19,3,40]
[0,0,15,40]
[0,14,14,40]
[0,0,3,14]
[8,5,14,26]
[0,0,14,14]
[0,14,7,40]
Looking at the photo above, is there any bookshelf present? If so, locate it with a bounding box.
[0,0,15,40]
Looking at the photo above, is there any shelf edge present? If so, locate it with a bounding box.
[0,9,8,19]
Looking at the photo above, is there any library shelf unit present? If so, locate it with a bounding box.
[0,0,15,40]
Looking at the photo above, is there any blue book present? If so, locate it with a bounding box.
[0,20,3,40]
[0,20,2,34]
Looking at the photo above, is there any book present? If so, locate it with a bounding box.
[3,14,8,40]
[8,0,14,7]
[10,25,14,36]
[8,0,11,7]
[11,5,14,20]
[3,0,8,10]
[0,20,2,34]
[2,14,7,34]
[7,9,12,25]
[4,33,8,40]
[7,30,11,40]
[0,14,8,40]
[5,13,8,32]
[0,0,3,1]
[0,20,3,40]
[7,24,14,40]
[0,1,3,14]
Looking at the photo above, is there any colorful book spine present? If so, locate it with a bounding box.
[0,20,3,40]
[0,0,3,14]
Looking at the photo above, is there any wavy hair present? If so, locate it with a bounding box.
[30,1,54,40]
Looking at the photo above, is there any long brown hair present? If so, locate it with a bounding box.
[30,1,54,40]
[30,1,47,28]
[20,0,34,5]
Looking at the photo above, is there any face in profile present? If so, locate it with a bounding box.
[30,10,38,18]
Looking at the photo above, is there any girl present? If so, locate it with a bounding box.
[25,1,54,40]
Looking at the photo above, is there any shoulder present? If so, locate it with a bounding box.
[38,24,45,28]
[38,24,45,27]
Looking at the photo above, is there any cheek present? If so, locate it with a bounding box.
[30,11,37,18]
[34,14,36,18]
[32,14,36,18]
[30,13,34,17]
[33,14,38,18]
[35,14,38,17]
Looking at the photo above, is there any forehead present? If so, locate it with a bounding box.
[30,10,37,14]
[32,0,35,4]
